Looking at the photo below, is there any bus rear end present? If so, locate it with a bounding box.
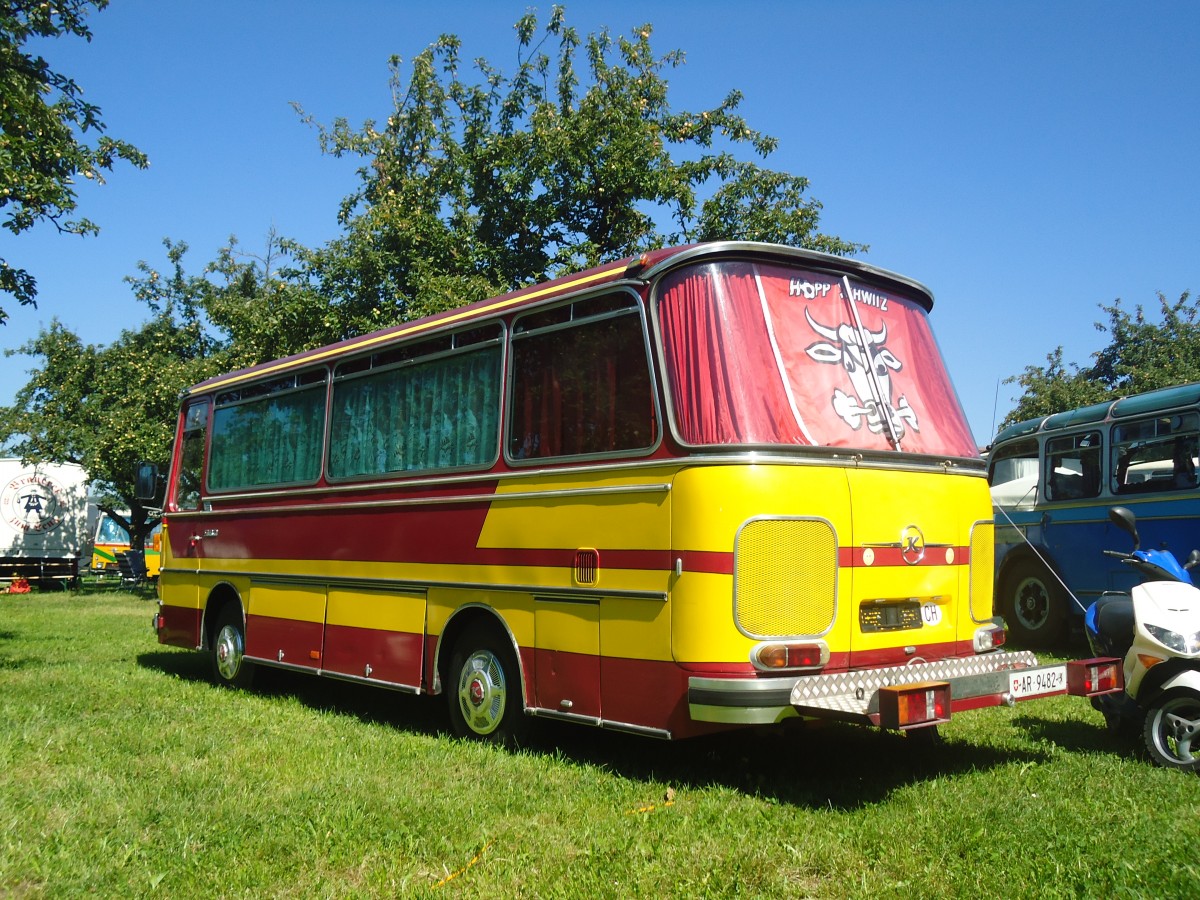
[649,248,1116,733]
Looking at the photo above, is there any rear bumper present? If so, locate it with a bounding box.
[688,651,1122,727]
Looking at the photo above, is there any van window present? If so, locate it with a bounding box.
[988,438,1040,507]
[1112,413,1200,494]
[1045,431,1101,501]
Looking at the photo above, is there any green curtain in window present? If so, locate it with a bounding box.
[330,347,500,479]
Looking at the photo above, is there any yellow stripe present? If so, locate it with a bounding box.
[196,262,628,393]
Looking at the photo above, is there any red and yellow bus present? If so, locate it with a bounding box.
[146,242,1117,744]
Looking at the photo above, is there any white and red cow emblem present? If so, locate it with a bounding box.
[803,308,919,442]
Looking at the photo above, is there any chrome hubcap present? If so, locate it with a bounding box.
[215,624,244,682]
[456,649,506,735]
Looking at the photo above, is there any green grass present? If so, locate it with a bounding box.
[1,592,1198,898]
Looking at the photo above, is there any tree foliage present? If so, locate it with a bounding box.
[0,240,230,545]
[0,0,147,322]
[291,5,863,331]
[1002,290,1200,428]
[1,6,863,528]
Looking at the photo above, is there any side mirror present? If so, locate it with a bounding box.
[135,462,160,502]
[1186,550,1200,571]
[1108,506,1140,550]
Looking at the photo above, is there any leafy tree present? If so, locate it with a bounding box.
[292,5,864,331]
[0,0,146,323]
[0,240,227,547]
[201,231,332,363]
[1002,290,1200,428]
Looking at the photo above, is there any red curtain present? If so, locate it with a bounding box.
[658,262,805,445]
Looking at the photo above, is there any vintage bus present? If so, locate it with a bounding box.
[146,242,1116,744]
[988,382,1200,645]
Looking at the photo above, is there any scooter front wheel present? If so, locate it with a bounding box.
[1143,689,1200,771]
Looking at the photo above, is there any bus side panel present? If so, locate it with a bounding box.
[323,587,426,687]
[474,470,675,730]
[533,598,600,719]
[246,582,326,671]
[157,521,204,649]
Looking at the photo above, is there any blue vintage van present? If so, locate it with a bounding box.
[988,382,1200,644]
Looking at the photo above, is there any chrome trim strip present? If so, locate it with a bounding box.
[171,568,669,603]
[181,481,671,518]
[527,707,672,739]
[319,669,423,695]
[174,451,983,516]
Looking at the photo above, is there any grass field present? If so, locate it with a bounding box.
[1,591,1198,898]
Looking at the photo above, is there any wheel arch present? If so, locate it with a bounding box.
[997,544,1062,594]
[433,602,526,701]
[201,581,246,651]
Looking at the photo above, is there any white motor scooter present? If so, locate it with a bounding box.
[1085,506,1200,770]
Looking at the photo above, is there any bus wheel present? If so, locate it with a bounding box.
[211,605,255,689]
[1001,559,1067,647]
[447,624,529,748]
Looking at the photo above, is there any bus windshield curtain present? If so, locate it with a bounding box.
[658,262,806,445]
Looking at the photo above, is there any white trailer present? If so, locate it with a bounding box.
[0,459,89,588]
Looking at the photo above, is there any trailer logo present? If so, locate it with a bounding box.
[1,473,67,533]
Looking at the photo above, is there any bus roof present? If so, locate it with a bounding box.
[991,380,1200,447]
[185,241,936,397]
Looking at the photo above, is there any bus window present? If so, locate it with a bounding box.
[988,438,1039,508]
[1045,431,1101,501]
[329,327,502,478]
[175,402,208,510]
[508,293,655,460]
[656,261,978,456]
[209,371,327,491]
[1112,414,1200,494]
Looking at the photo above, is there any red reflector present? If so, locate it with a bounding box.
[1067,658,1123,696]
[992,629,1007,648]
[878,681,952,730]
[786,645,824,668]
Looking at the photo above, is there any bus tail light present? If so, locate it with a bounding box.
[1067,657,1123,696]
[752,641,828,671]
[878,682,951,730]
[973,622,1007,653]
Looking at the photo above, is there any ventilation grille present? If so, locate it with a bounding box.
[970,521,995,622]
[735,518,837,638]
[574,549,599,586]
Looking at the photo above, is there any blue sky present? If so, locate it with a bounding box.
[4,0,1197,446]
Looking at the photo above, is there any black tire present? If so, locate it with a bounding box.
[446,623,529,748]
[1143,689,1200,771]
[1000,559,1067,647]
[210,605,255,689]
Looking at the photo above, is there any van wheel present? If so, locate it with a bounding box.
[446,624,529,748]
[1143,689,1200,770]
[211,605,255,689]
[1000,559,1067,647]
